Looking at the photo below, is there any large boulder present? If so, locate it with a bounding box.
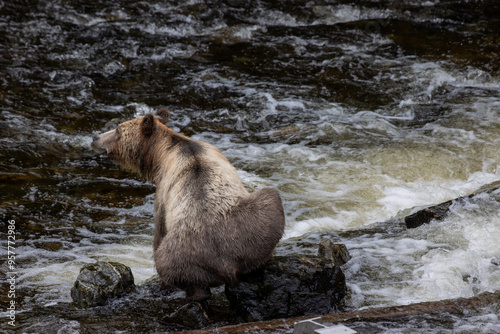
[225,253,347,322]
[71,261,135,308]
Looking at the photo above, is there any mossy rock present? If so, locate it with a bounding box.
[71,261,135,308]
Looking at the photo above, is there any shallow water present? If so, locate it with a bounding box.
[1,0,500,332]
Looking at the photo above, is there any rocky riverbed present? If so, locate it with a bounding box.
[14,182,500,333]
[1,0,499,333]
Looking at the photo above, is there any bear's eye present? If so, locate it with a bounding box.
[115,127,122,139]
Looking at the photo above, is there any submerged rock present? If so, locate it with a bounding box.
[71,261,135,308]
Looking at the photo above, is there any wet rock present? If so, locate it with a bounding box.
[190,290,500,334]
[411,104,451,126]
[385,14,500,73]
[33,241,63,251]
[66,242,347,328]
[404,199,456,229]
[162,302,210,330]
[158,248,348,328]
[405,181,500,229]
[225,254,346,322]
[139,274,176,297]
[390,104,452,128]
[161,286,235,330]
[71,261,135,308]
[318,239,351,266]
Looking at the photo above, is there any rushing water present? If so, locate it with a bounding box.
[1,0,500,332]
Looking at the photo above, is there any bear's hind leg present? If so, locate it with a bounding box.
[185,286,212,302]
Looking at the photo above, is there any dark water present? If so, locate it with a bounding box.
[1,0,500,333]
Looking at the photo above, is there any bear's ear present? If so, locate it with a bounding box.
[156,108,170,124]
[141,114,156,137]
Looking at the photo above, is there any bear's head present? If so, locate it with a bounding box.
[91,108,170,177]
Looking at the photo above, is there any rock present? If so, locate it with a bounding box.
[318,239,351,266]
[404,198,456,229]
[161,286,235,330]
[186,290,500,334]
[67,242,348,327]
[139,274,177,297]
[162,302,210,330]
[71,261,135,308]
[405,181,500,229]
[225,254,346,322]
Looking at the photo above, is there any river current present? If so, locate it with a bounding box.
[1,0,500,333]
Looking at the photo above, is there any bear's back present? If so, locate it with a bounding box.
[156,134,247,232]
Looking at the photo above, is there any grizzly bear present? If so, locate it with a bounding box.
[91,108,285,302]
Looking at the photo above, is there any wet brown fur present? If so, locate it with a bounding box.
[91,110,285,301]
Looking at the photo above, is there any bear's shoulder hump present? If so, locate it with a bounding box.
[178,139,204,158]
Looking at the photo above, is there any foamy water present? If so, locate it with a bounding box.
[12,66,500,310]
[344,188,500,308]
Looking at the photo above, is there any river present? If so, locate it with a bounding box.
[1,0,499,333]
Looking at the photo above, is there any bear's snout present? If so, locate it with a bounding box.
[91,129,116,155]
[91,133,107,154]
